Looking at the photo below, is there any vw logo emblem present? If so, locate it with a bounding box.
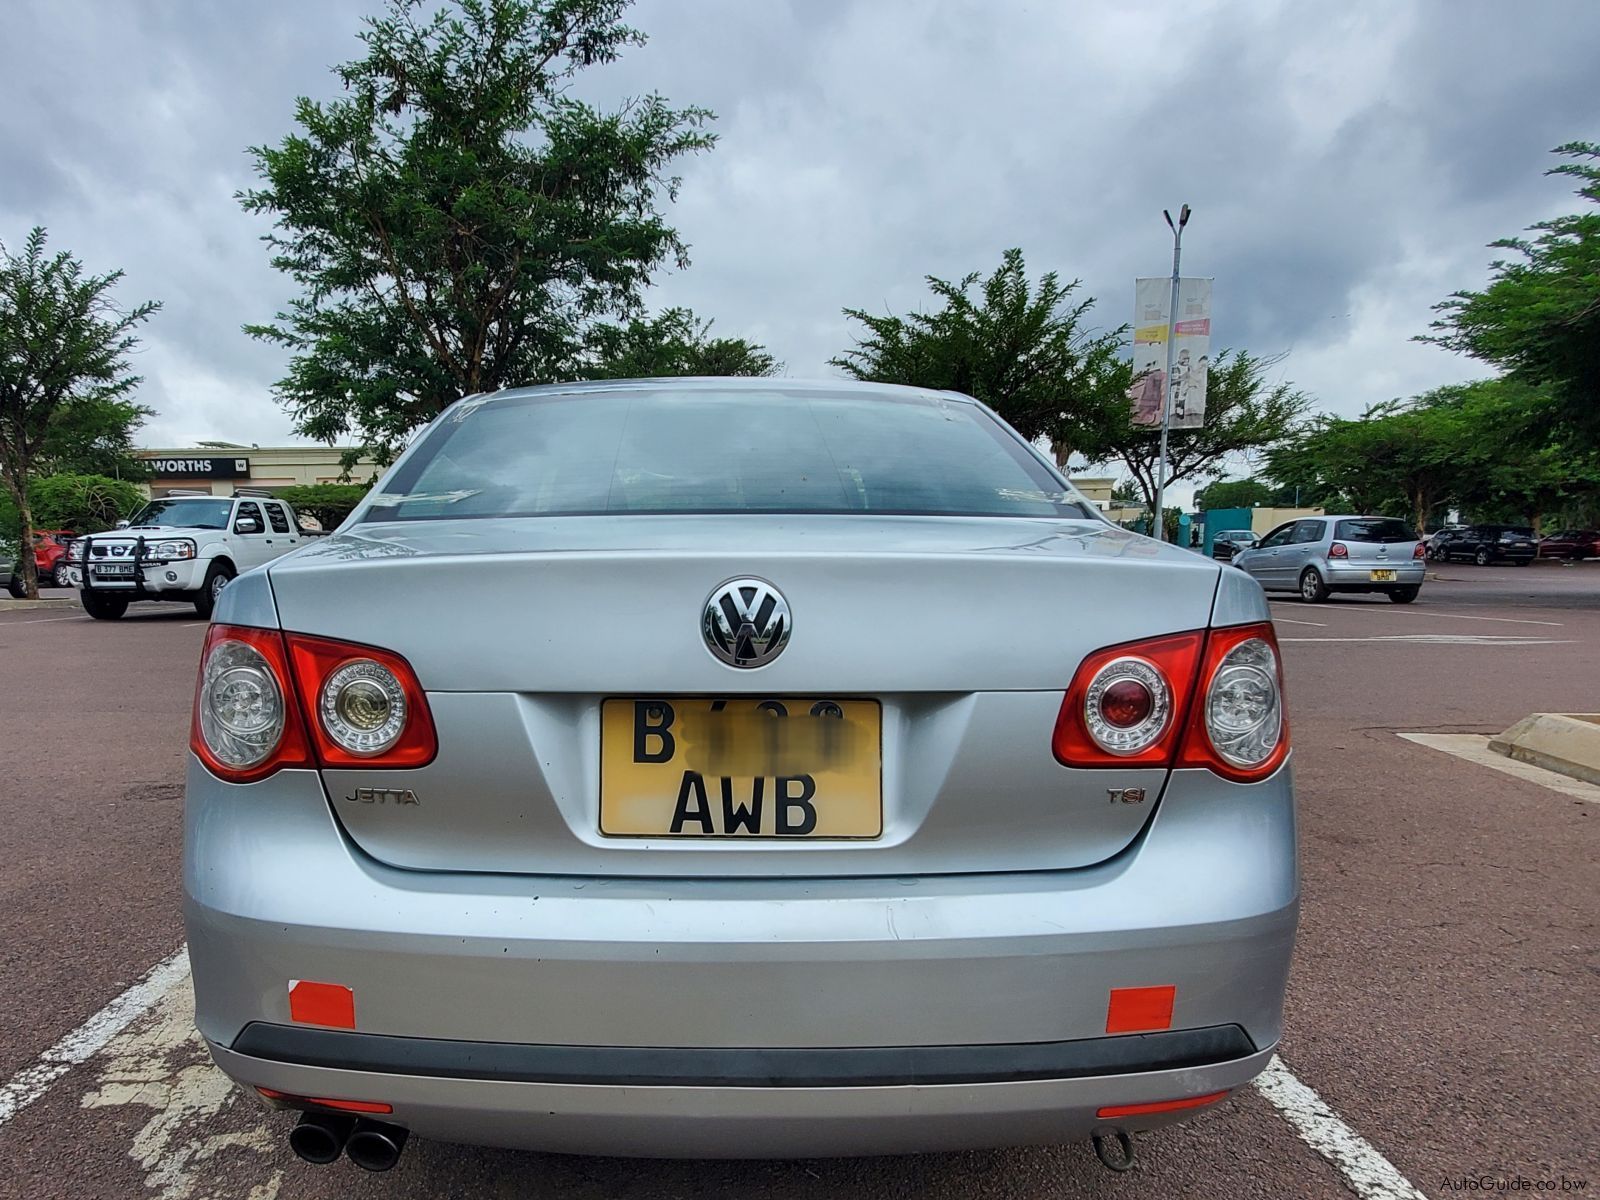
[703,578,791,669]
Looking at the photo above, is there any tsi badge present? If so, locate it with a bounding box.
[1107,787,1146,806]
[344,787,420,806]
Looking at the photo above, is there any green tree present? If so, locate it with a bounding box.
[1109,478,1141,506]
[25,473,148,533]
[0,228,159,597]
[1423,142,1600,438]
[831,248,1127,451]
[1089,352,1311,515]
[276,482,373,530]
[242,0,719,465]
[582,308,777,379]
[1195,477,1272,511]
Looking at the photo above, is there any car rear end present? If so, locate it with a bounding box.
[184,381,1296,1163]
[1491,527,1538,564]
[1321,516,1425,595]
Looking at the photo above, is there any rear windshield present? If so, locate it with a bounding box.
[1333,518,1417,543]
[366,388,1099,522]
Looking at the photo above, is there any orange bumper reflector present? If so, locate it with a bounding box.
[257,1087,393,1115]
[288,979,355,1028]
[1105,985,1176,1033]
[1097,1089,1230,1119]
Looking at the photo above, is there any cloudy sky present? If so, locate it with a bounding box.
[5,0,1599,485]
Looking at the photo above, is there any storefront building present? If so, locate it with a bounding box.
[136,445,377,497]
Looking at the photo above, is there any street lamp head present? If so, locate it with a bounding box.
[1179,203,1191,228]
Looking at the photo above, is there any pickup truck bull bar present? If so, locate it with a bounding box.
[77,534,154,599]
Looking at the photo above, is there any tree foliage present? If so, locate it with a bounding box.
[581,307,777,379]
[276,482,373,529]
[242,0,726,463]
[831,248,1126,449]
[14,473,148,534]
[0,227,159,596]
[1195,477,1273,512]
[1423,142,1600,438]
[1087,351,1311,513]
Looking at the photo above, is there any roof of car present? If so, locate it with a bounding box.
[465,378,979,407]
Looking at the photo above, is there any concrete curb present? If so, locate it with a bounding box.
[0,598,78,612]
[1489,713,1600,788]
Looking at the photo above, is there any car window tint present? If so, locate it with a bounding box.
[1333,518,1416,543]
[370,388,1099,521]
[1288,520,1323,544]
[1258,524,1294,548]
[235,501,264,531]
[266,503,292,534]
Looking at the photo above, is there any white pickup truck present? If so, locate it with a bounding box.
[67,491,305,620]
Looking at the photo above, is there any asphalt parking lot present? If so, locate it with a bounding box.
[0,563,1595,1200]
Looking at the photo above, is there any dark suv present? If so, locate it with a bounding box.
[1434,525,1538,566]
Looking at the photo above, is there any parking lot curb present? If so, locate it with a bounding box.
[0,598,78,612]
[1489,713,1600,787]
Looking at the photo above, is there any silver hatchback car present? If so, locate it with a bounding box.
[1231,514,1425,604]
[185,380,1296,1170]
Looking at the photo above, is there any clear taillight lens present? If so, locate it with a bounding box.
[198,638,286,769]
[1203,638,1282,769]
[319,658,408,756]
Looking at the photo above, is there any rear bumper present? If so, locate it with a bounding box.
[185,756,1298,1155]
[1324,562,1425,588]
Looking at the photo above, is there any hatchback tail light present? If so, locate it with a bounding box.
[1328,542,1349,559]
[1055,623,1288,782]
[192,625,436,780]
[1412,542,1426,559]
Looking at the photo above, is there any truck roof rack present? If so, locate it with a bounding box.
[232,487,278,498]
[162,489,213,497]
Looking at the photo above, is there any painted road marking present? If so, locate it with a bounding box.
[1254,1056,1427,1200]
[0,613,89,624]
[1280,635,1573,645]
[1274,618,1328,627]
[1398,733,1600,804]
[0,947,189,1128]
[1365,610,1562,627]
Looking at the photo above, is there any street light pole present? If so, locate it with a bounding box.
[1151,204,1189,543]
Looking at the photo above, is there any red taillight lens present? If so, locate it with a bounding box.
[1175,622,1289,782]
[1328,542,1348,559]
[1412,542,1426,559]
[191,625,313,782]
[286,634,437,768]
[1053,632,1205,767]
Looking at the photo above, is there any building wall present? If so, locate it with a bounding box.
[137,446,378,496]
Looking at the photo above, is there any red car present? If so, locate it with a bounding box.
[31,529,78,587]
[1538,529,1599,561]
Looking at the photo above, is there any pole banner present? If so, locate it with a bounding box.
[1128,277,1212,429]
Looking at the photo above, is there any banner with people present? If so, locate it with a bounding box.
[1128,277,1212,429]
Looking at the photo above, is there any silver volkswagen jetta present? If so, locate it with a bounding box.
[185,379,1297,1169]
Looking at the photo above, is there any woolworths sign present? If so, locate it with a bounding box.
[141,455,250,479]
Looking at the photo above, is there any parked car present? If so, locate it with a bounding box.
[65,491,305,620]
[1231,514,1425,603]
[1210,529,1258,561]
[1432,524,1537,567]
[31,529,78,586]
[1425,525,1468,560]
[186,379,1296,1169]
[1538,528,1599,561]
[0,551,23,598]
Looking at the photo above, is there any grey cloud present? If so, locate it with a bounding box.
[3,0,1598,450]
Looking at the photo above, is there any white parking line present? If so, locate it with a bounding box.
[1254,1056,1427,1200]
[1370,610,1562,627]
[0,947,189,1127]
[1279,635,1572,645]
[1398,733,1600,804]
[1274,618,1328,627]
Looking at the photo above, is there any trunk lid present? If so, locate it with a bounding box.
[267,515,1223,877]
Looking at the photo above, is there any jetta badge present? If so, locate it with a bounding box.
[703,578,791,668]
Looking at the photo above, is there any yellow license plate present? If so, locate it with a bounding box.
[1370,569,1398,582]
[600,697,882,838]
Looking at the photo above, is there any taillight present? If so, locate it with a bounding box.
[1054,623,1288,781]
[1328,542,1348,559]
[286,634,437,768]
[192,625,436,780]
[1053,632,1205,767]
[1412,543,1426,559]
[1175,622,1288,782]
[191,625,312,782]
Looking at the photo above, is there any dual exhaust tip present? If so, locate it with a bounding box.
[289,1111,409,1171]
